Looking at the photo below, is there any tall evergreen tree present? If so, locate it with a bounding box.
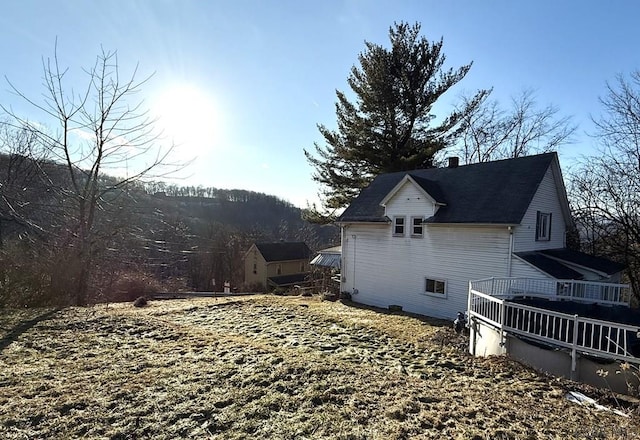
[304,22,488,222]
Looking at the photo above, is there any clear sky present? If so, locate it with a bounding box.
[1,1,639,207]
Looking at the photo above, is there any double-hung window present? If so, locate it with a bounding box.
[393,216,405,236]
[411,217,423,237]
[536,211,552,241]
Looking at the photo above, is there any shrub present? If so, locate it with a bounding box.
[133,296,148,307]
[111,272,162,303]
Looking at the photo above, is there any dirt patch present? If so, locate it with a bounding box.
[0,296,637,439]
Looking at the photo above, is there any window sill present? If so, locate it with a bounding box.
[420,292,447,299]
[410,234,423,238]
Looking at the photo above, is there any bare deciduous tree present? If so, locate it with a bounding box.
[454,89,576,164]
[570,71,640,301]
[0,123,51,246]
[2,45,182,305]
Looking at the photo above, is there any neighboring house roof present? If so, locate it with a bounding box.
[310,245,341,268]
[268,273,310,286]
[254,242,312,262]
[539,248,625,276]
[515,251,585,280]
[338,152,560,224]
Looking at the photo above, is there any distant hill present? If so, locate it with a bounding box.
[0,152,338,293]
[140,189,338,250]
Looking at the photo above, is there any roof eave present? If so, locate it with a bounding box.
[336,220,391,226]
[425,222,519,227]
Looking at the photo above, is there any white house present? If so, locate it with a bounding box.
[336,153,624,320]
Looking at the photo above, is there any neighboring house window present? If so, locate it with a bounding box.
[411,217,423,237]
[536,211,552,241]
[393,216,405,236]
[425,278,446,296]
[300,262,305,272]
[253,263,257,274]
[276,264,282,275]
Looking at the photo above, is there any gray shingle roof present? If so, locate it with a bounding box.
[338,153,557,224]
[540,248,625,275]
[515,251,584,280]
[515,248,625,279]
[255,242,311,262]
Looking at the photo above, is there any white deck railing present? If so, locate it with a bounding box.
[470,277,631,306]
[468,279,639,365]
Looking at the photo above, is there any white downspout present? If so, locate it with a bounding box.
[351,234,357,294]
[507,226,514,277]
[340,226,347,293]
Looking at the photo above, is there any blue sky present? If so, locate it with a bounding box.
[1,1,639,207]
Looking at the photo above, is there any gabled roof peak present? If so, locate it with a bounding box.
[379,174,446,207]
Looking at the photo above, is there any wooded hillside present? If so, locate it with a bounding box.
[0,153,338,306]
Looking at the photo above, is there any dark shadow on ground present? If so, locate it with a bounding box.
[0,308,62,352]
[338,298,453,328]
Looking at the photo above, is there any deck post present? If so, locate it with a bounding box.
[570,314,579,380]
[499,299,506,347]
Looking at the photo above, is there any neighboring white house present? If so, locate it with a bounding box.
[337,153,624,320]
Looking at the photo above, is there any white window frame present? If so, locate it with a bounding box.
[423,277,447,298]
[536,211,552,241]
[393,216,405,236]
[411,216,424,237]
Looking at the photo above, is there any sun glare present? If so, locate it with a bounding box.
[153,84,219,156]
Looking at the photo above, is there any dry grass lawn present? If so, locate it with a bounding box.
[1,295,638,439]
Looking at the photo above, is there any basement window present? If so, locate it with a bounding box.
[536,211,552,241]
[425,278,447,297]
[393,216,405,236]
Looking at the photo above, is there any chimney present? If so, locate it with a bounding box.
[448,157,459,168]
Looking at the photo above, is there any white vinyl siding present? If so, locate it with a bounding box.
[513,166,566,252]
[341,223,510,320]
[384,180,437,219]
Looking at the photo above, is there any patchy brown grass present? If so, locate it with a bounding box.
[1,295,638,439]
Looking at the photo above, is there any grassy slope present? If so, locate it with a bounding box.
[0,296,638,439]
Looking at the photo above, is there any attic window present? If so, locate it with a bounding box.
[411,217,423,237]
[393,216,405,236]
[536,211,552,241]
